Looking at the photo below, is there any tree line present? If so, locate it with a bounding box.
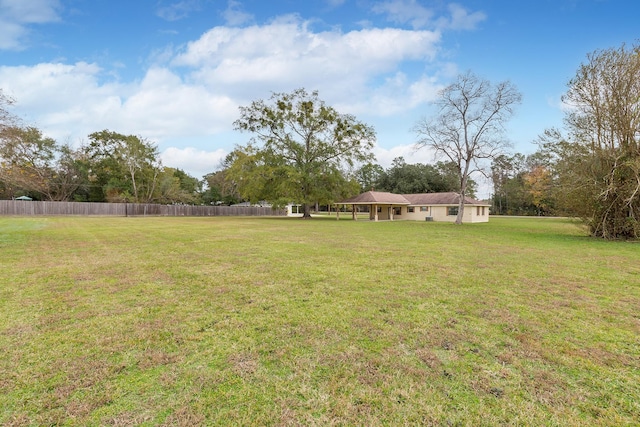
[355,157,476,197]
[1,41,638,238]
[490,43,640,239]
[0,92,464,208]
[0,119,436,210]
[489,151,554,216]
[0,122,203,204]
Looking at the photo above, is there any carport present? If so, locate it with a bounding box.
[335,191,411,221]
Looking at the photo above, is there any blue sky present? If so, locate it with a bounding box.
[1,0,638,195]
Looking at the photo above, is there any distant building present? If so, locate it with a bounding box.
[336,191,490,222]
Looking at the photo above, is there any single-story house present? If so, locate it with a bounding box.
[335,191,490,223]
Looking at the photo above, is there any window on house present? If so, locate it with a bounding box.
[476,206,480,215]
[393,207,401,215]
[408,207,414,213]
[482,206,486,215]
[448,206,459,216]
[420,206,428,212]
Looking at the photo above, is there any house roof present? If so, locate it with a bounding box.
[403,192,488,206]
[338,191,410,205]
[337,191,489,206]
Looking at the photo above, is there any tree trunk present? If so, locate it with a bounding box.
[455,196,465,225]
[129,169,138,202]
[302,204,312,219]
[455,171,469,225]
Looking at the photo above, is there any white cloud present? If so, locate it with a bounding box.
[118,68,238,140]
[0,63,237,148]
[161,146,228,177]
[372,0,434,29]
[0,62,117,128]
[440,4,486,30]
[337,72,442,116]
[0,0,61,49]
[373,143,436,168]
[1,0,60,23]
[223,0,254,26]
[0,16,461,178]
[173,20,439,71]
[172,18,441,108]
[156,0,202,21]
[0,21,27,50]
[372,0,485,31]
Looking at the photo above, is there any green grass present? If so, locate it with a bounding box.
[0,216,638,426]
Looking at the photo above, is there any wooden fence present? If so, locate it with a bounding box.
[0,200,286,217]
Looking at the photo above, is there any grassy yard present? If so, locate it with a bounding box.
[0,216,638,426]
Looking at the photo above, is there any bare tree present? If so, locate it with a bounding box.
[0,89,17,129]
[413,71,522,224]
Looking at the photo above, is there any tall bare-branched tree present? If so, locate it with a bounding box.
[413,71,521,224]
[0,89,16,129]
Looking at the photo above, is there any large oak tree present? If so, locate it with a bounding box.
[231,89,375,217]
[83,130,162,203]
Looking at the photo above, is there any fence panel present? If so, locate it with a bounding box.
[0,200,286,217]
